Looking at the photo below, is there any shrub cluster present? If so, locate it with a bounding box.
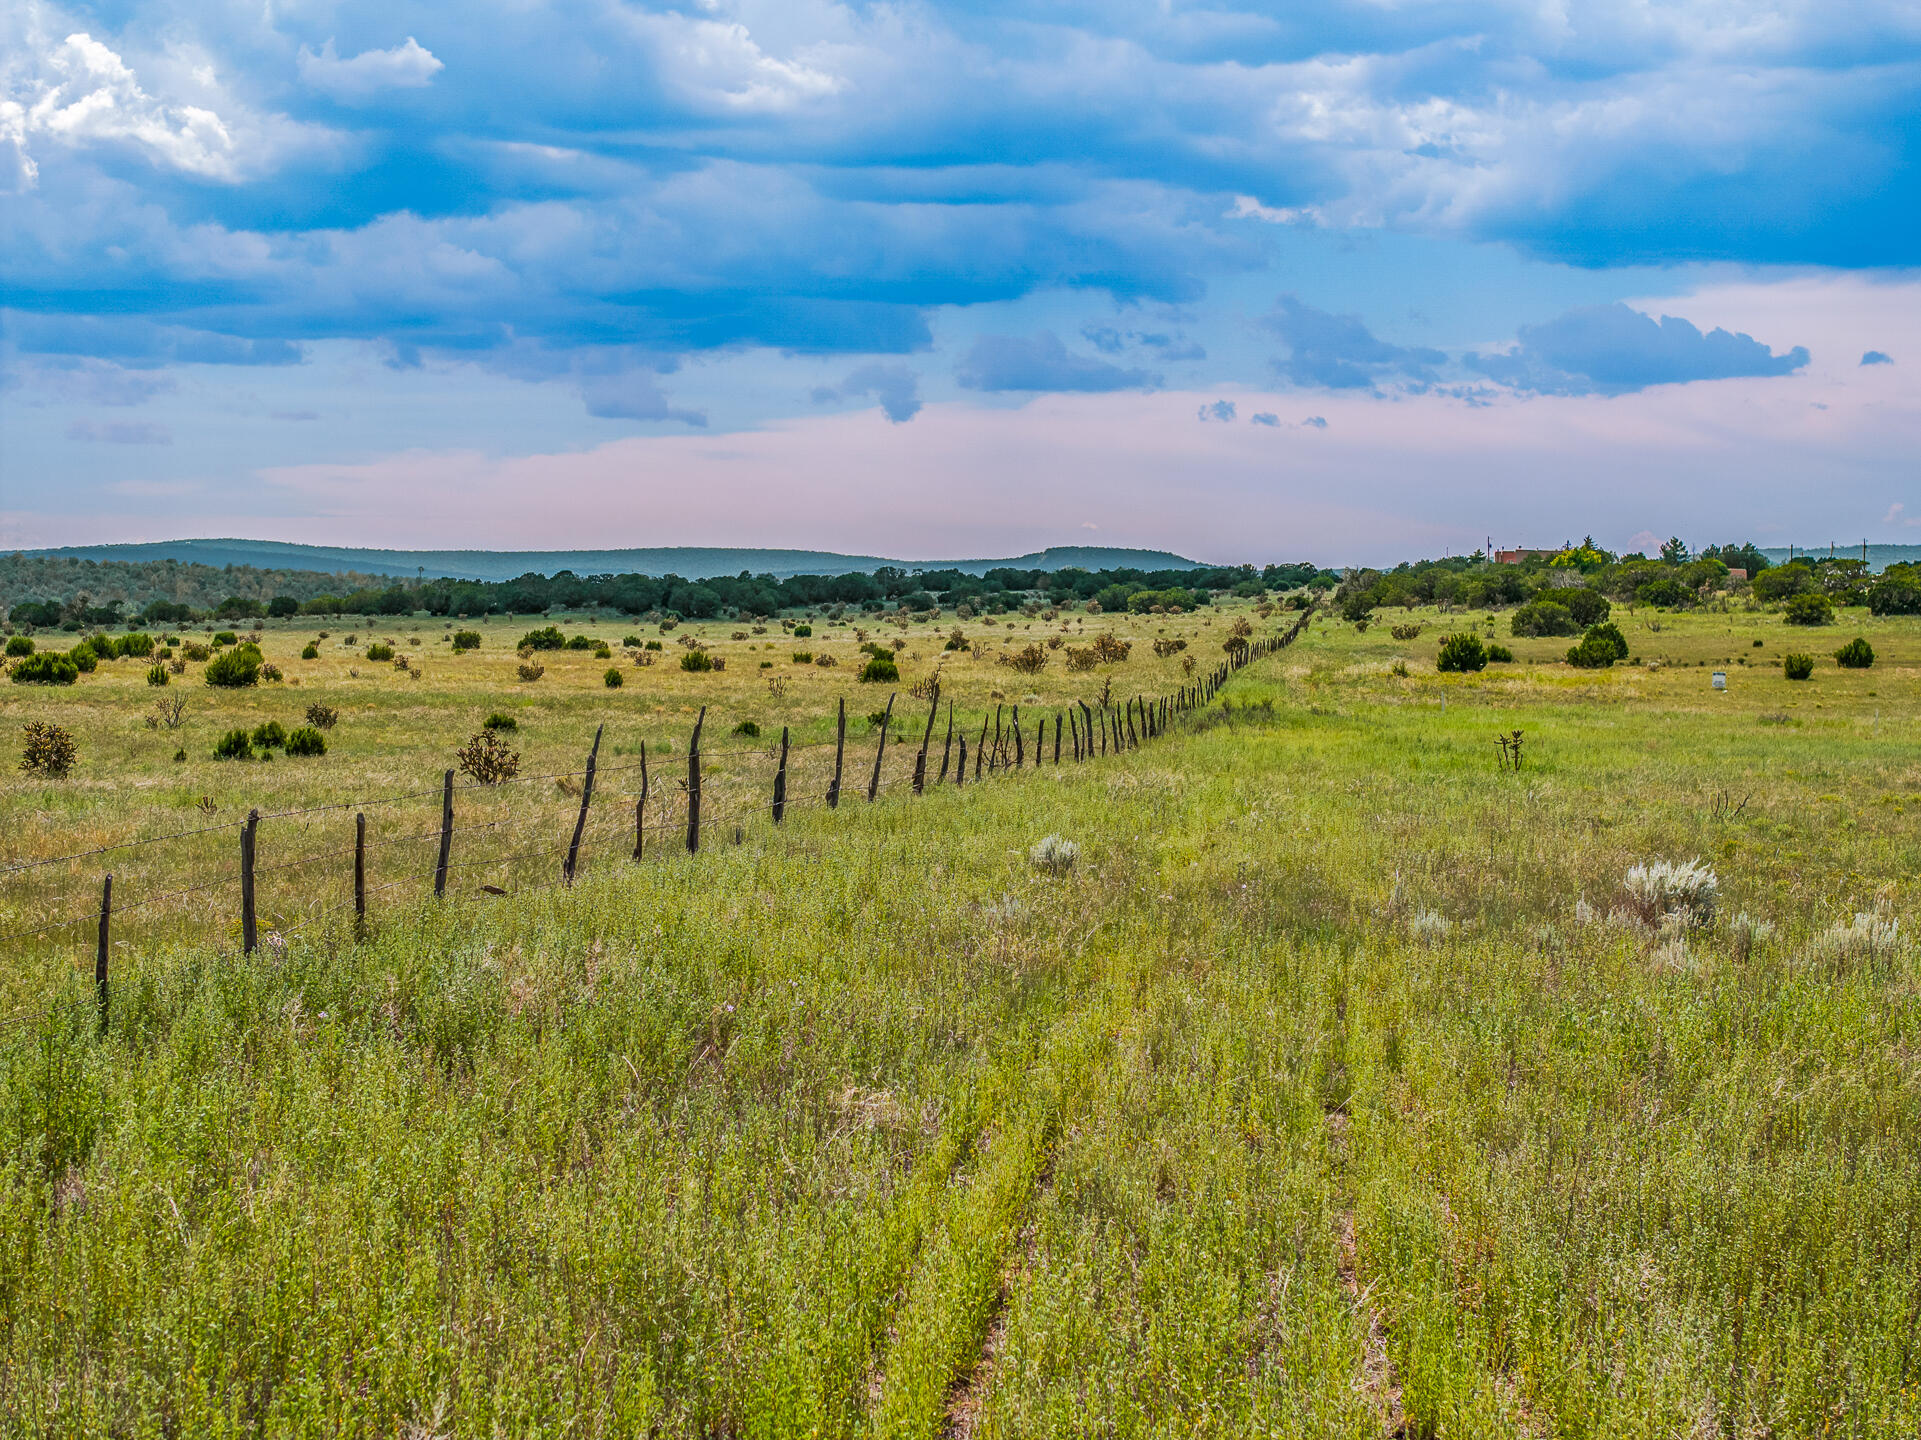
[1566,622,1628,669]
[859,653,900,684]
[213,728,255,760]
[1436,632,1487,673]
[451,630,482,652]
[1510,600,1581,638]
[1783,593,1835,626]
[205,645,263,688]
[364,642,396,662]
[1833,637,1874,669]
[20,721,78,777]
[1783,652,1815,680]
[519,626,566,651]
[285,726,327,757]
[10,652,79,685]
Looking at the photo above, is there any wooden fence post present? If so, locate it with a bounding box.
[435,770,454,898]
[1054,713,1062,764]
[827,698,845,809]
[634,743,649,859]
[975,713,989,779]
[241,808,259,953]
[354,812,366,931]
[565,723,603,885]
[938,702,955,784]
[96,874,111,1035]
[1069,709,1080,761]
[773,726,789,822]
[1012,706,1024,767]
[687,707,706,853]
[867,693,895,801]
[913,694,938,794]
[991,706,1003,772]
[957,732,967,786]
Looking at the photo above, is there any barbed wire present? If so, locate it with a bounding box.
[0,620,1307,968]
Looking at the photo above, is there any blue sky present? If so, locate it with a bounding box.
[2,0,1917,563]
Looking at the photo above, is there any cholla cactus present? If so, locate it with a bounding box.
[1029,835,1080,875]
[1619,858,1719,928]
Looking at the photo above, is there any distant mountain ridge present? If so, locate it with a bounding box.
[18,539,1205,582]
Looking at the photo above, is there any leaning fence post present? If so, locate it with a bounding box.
[956,732,968,786]
[687,707,706,853]
[241,809,259,953]
[1012,706,1024,767]
[975,713,989,779]
[634,743,649,859]
[773,726,790,822]
[1069,709,1080,761]
[354,812,366,931]
[827,698,845,809]
[938,702,955,784]
[913,694,938,794]
[435,770,454,898]
[96,873,111,1035]
[867,693,895,802]
[565,723,603,885]
[1054,713,1062,764]
[991,705,1004,772]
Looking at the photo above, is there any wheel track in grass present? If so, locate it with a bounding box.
[940,1175,1048,1439]
[864,1009,1105,1440]
[1329,1110,1407,1437]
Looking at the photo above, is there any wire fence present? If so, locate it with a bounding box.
[1,611,1316,1030]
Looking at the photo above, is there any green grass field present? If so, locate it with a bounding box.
[2,599,1917,1436]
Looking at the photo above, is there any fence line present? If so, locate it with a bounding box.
[3,607,1319,1031]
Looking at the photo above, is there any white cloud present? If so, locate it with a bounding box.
[4,32,236,181]
[636,14,843,112]
[297,38,444,103]
[1227,195,1311,225]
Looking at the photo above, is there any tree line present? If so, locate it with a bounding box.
[5,556,1341,630]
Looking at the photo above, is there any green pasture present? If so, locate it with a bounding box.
[0,598,1916,1435]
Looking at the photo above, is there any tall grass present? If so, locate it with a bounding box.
[1,603,1917,1435]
